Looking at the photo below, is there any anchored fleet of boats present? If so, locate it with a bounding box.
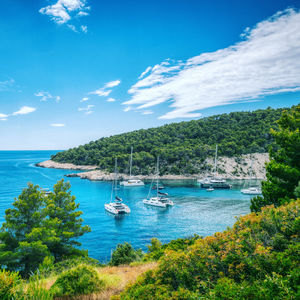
[104,145,262,217]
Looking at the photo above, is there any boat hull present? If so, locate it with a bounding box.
[105,203,131,215]
[120,181,144,187]
[200,183,231,189]
[143,198,167,208]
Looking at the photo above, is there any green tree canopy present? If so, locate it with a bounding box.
[251,104,300,212]
[0,179,90,276]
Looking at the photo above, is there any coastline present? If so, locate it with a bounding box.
[36,153,269,181]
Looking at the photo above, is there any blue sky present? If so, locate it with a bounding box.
[0,0,300,150]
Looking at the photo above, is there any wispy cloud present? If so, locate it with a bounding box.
[35,91,61,102]
[123,106,131,112]
[12,106,36,116]
[106,97,116,102]
[142,110,153,115]
[1,106,37,120]
[78,104,94,114]
[51,123,65,127]
[124,9,300,119]
[80,25,88,33]
[80,97,89,102]
[89,80,121,97]
[0,78,15,91]
[0,113,8,121]
[39,0,89,32]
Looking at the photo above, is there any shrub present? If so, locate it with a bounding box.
[0,269,20,300]
[110,243,143,266]
[50,264,104,297]
[119,200,299,299]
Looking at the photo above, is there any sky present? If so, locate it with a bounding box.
[0,0,300,150]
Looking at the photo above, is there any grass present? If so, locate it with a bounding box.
[34,262,157,300]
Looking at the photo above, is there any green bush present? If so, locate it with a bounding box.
[110,243,144,266]
[50,264,104,297]
[120,200,300,299]
[0,269,20,300]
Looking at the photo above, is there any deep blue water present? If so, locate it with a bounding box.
[0,151,255,262]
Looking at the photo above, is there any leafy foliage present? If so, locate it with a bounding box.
[51,107,286,175]
[251,104,300,212]
[0,179,91,276]
[50,264,104,297]
[110,243,144,266]
[0,269,20,300]
[119,200,300,299]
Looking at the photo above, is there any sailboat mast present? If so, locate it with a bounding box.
[111,158,117,202]
[129,146,133,178]
[157,156,159,197]
[214,144,218,176]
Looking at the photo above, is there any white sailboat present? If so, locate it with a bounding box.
[105,158,131,215]
[143,156,174,208]
[241,160,262,195]
[197,145,231,189]
[120,147,144,187]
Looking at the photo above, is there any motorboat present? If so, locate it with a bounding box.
[105,159,130,215]
[241,187,262,195]
[206,187,214,192]
[120,146,144,187]
[143,156,174,208]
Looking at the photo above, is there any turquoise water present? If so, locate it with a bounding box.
[0,151,255,262]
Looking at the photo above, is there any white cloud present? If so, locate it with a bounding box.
[78,104,94,114]
[0,113,8,118]
[124,9,300,119]
[12,106,36,116]
[51,123,65,127]
[105,80,121,88]
[80,97,89,102]
[142,110,153,115]
[89,80,121,97]
[107,97,116,102]
[39,0,89,30]
[80,25,88,33]
[0,78,14,91]
[35,91,61,102]
[89,89,111,97]
[67,24,77,32]
[123,106,131,112]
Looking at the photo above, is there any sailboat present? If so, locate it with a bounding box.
[143,156,174,207]
[241,160,262,195]
[120,147,144,187]
[105,158,131,215]
[197,145,231,189]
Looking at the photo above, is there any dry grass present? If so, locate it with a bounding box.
[48,262,157,300]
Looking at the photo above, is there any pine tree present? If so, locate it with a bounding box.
[251,104,300,212]
[0,180,91,276]
[44,179,91,260]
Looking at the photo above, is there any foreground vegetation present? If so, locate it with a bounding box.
[1,104,299,299]
[51,107,287,175]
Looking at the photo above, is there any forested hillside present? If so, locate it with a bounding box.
[51,107,288,175]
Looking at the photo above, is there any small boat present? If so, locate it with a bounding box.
[105,158,130,215]
[105,197,131,215]
[241,187,262,195]
[120,147,144,187]
[206,187,214,192]
[143,156,174,208]
[152,185,165,190]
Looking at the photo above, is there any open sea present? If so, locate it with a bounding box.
[0,151,257,262]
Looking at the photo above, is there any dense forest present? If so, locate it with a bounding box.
[52,107,288,175]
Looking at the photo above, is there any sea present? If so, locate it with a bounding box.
[0,150,257,262]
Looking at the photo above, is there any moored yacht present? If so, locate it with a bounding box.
[197,145,231,189]
[120,147,144,187]
[143,156,174,208]
[105,158,130,215]
[241,187,262,195]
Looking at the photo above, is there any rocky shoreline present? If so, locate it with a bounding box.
[36,153,269,182]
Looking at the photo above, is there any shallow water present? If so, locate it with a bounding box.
[0,151,258,262]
